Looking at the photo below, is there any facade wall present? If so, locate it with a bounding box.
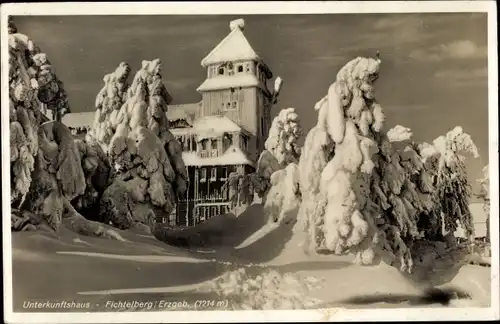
[168,164,251,226]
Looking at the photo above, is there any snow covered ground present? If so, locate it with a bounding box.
[11,203,491,312]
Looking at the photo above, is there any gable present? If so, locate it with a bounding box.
[201,25,259,67]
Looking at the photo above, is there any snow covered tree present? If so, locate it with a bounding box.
[252,108,303,223]
[298,55,476,281]
[420,127,479,242]
[476,165,490,241]
[8,17,70,123]
[93,59,189,231]
[90,62,131,151]
[9,20,123,240]
[254,108,302,200]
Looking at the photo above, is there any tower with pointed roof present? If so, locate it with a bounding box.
[197,18,274,160]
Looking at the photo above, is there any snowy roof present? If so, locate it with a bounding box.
[170,115,248,138]
[197,74,264,92]
[62,111,94,128]
[201,19,259,67]
[167,102,200,123]
[182,146,254,167]
[61,102,201,129]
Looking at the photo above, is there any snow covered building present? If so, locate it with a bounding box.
[62,18,281,226]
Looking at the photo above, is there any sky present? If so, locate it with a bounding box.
[13,13,490,195]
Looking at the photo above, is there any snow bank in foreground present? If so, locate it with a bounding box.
[205,267,324,310]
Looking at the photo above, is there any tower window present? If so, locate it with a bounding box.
[237,65,243,73]
[201,139,208,150]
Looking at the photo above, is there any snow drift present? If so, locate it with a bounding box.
[205,267,323,310]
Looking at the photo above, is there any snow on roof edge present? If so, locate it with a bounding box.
[200,26,259,67]
[182,147,254,167]
[197,74,263,92]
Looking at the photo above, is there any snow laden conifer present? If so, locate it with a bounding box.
[254,108,303,223]
[9,20,124,240]
[253,108,302,199]
[420,127,479,241]
[91,62,131,151]
[95,59,188,230]
[9,19,71,205]
[299,56,476,278]
[476,164,490,241]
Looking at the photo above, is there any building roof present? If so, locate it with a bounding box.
[197,74,264,92]
[201,19,259,67]
[62,111,94,128]
[168,102,201,124]
[170,115,249,139]
[182,146,254,167]
[61,102,201,129]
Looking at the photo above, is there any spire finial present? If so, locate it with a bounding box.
[230,18,245,31]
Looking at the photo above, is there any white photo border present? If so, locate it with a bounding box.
[1,1,498,322]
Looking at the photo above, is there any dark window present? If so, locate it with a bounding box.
[230,88,235,93]
[237,65,243,72]
[218,67,224,75]
[211,168,217,179]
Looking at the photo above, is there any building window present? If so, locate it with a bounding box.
[221,167,228,180]
[237,65,243,73]
[211,138,217,151]
[230,87,235,93]
[241,136,248,150]
[223,134,233,149]
[201,139,208,150]
[245,64,250,72]
[210,168,217,181]
[218,67,224,75]
[200,168,207,182]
